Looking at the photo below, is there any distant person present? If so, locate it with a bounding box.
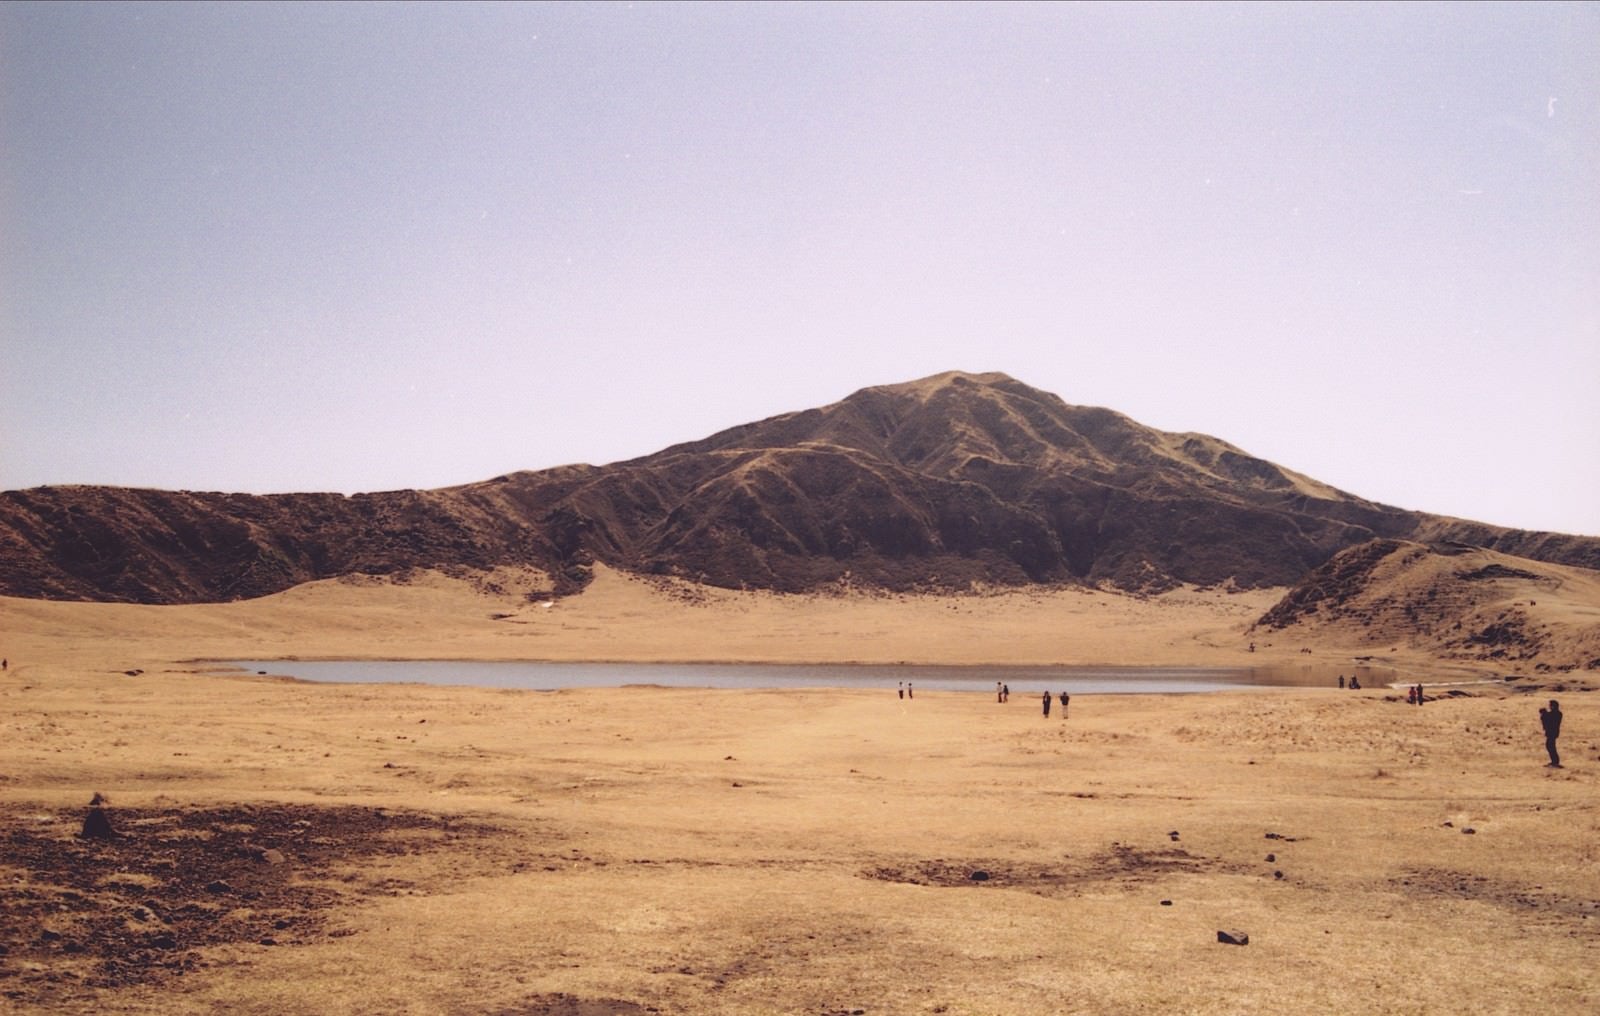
[1407,686,1416,705]
[898,681,904,700]
[1002,684,1010,703]
[997,681,1003,704]
[1338,675,1345,689]
[1349,676,1361,690]
[1042,691,1051,718]
[907,683,913,700]
[1414,683,1424,706]
[1540,700,1563,768]
[1059,691,1069,718]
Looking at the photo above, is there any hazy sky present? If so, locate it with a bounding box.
[4,3,1597,535]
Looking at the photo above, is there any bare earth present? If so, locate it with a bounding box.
[2,566,1596,1014]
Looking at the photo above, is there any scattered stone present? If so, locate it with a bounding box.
[258,848,287,865]
[79,794,116,840]
[149,933,177,950]
[204,879,232,894]
[1160,899,1173,906]
[1168,830,1180,841]
[1442,821,1454,828]
[969,870,990,882]
[1462,827,1476,835]
[1274,870,1285,880]
[731,781,743,788]
[1265,832,1281,840]
[1265,853,1276,863]
[1217,929,1250,946]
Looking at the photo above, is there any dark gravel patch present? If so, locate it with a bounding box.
[0,801,497,1007]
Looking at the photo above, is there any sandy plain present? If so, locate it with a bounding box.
[2,565,1596,1015]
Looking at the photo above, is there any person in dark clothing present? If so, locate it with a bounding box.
[1059,691,1069,718]
[1002,684,1009,702]
[1540,700,1563,768]
[1042,691,1051,718]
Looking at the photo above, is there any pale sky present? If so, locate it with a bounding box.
[3,2,1597,536]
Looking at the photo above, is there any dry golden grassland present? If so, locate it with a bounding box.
[2,568,1596,1014]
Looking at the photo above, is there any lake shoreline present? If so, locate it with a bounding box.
[215,657,1413,694]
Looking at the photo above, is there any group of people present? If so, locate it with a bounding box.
[1042,690,1068,718]
[988,681,1070,719]
[902,675,1566,770]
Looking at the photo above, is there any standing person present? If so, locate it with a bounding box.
[907,683,913,700]
[898,681,904,700]
[996,681,1003,703]
[1415,683,1424,706]
[1540,700,1563,768]
[1338,675,1345,689]
[1002,684,1009,703]
[1059,691,1068,719]
[1042,691,1051,719]
[1407,686,1416,705]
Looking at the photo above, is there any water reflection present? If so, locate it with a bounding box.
[225,659,1404,694]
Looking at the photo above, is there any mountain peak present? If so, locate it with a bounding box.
[862,369,1020,398]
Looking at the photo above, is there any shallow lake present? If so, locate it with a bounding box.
[225,660,1402,695]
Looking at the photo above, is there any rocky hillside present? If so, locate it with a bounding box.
[4,371,1599,604]
[1254,539,1600,672]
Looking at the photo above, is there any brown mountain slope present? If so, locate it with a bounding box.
[1254,539,1600,671]
[3,371,1598,604]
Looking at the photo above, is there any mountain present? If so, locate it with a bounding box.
[1254,539,1600,672]
[3,371,1598,605]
